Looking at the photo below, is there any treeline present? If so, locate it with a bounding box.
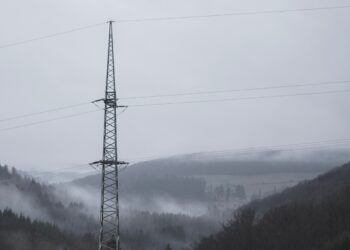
[125,158,332,177]
[248,161,350,214]
[0,209,97,250]
[0,164,98,234]
[193,163,350,250]
[121,175,207,201]
[0,164,221,250]
[121,211,219,250]
[0,206,217,250]
[73,173,209,202]
[207,184,246,201]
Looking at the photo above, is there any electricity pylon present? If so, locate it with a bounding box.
[91,21,127,250]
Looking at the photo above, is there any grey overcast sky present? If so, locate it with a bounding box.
[1,0,350,171]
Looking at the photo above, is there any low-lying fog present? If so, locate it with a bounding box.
[2,149,349,250]
[51,148,350,218]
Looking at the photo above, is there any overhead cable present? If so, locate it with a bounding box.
[0,22,106,49]
[1,5,350,49]
[0,109,102,132]
[0,102,92,122]
[120,80,350,100]
[128,88,350,107]
[115,5,350,23]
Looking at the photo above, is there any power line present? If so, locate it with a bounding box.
[31,164,98,180]
[0,22,106,49]
[115,5,350,23]
[120,80,350,100]
[0,102,92,122]
[1,5,349,50]
[0,88,348,132]
[38,163,92,173]
[128,88,350,107]
[0,109,102,132]
[0,164,97,184]
[3,79,349,123]
[191,139,350,157]
[124,138,350,164]
[1,86,350,131]
[207,143,350,159]
[17,138,350,179]
[2,137,350,183]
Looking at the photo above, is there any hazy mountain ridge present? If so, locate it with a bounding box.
[0,163,218,250]
[66,155,334,217]
[248,161,350,214]
[68,156,333,195]
[193,162,350,250]
[0,152,346,250]
[0,164,97,234]
[121,157,334,177]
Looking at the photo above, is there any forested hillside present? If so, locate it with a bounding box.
[67,155,332,217]
[193,162,350,250]
[0,164,97,234]
[248,161,350,214]
[0,209,96,250]
[72,173,208,202]
[0,164,218,250]
[1,159,346,250]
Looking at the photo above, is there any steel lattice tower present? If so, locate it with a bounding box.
[91,21,127,250]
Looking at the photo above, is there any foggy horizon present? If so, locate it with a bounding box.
[1,0,350,171]
[1,2,350,250]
